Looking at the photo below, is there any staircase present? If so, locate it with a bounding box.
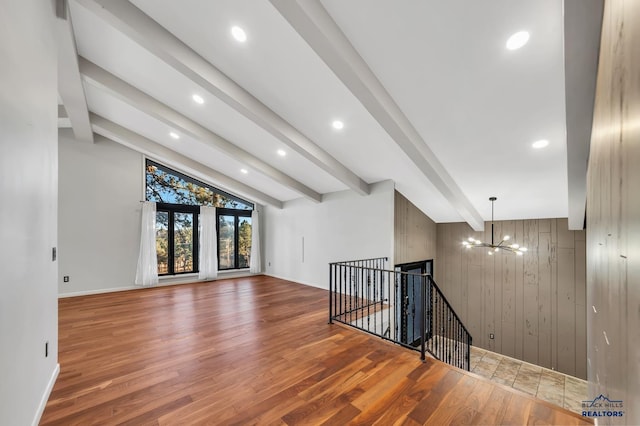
[329,257,472,371]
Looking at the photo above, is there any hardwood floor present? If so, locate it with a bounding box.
[42,276,591,425]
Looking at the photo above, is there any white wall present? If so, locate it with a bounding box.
[0,1,59,425]
[263,180,395,289]
[58,132,143,296]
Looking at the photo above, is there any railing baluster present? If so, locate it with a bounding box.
[339,265,343,322]
[349,265,353,325]
[360,263,364,329]
[329,264,333,324]
[448,311,451,363]
[420,273,426,361]
[372,269,376,335]
[394,273,398,341]
[387,271,391,339]
[457,323,460,369]
[440,293,444,360]
[366,269,370,332]
[457,322,460,368]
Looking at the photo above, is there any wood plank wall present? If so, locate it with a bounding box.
[587,0,640,423]
[394,191,437,265]
[435,220,587,379]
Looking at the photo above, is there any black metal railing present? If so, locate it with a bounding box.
[329,257,472,371]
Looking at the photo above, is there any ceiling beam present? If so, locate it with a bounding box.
[88,114,283,209]
[79,57,321,203]
[58,104,72,128]
[564,0,604,230]
[74,0,370,196]
[56,0,93,142]
[270,0,485,231]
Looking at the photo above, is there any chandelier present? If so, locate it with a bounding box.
[462,197,528,255]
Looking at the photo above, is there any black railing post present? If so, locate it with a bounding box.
[329,263,333,324]
[467,334,472,371]
[420,273,426,361]
[427,277,431,354]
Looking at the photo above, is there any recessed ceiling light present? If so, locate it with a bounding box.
[532,139,549,149]
[169,132,180,140]
[231,26,247,43]
[277,149,286,157]
[240,168,248,174]
[332,120,344,130]
[192,94,204,104]
[506,31,530,50]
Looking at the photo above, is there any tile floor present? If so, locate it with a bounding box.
[470,346,588,415]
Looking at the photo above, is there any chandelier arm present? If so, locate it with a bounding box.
[462,197,526,255]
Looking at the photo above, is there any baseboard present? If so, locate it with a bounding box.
[32,363,59,426]
[59,285,139,298]
[59,271,258,298]
[263,273,327,290]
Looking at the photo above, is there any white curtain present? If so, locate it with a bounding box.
[135,201,159,287]
[250,209,261,273]
[199,206,218,280]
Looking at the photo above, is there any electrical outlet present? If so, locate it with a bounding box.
[489,333,495,340]
[63,276,69,283]
[45,341,48,357]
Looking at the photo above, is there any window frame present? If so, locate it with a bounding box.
[156,202,200,276]
[217,207,252,271]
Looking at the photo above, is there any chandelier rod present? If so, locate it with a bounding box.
[490,196,497,245]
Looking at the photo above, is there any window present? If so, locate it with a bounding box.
[217,209,252,270]
[156,211,169,274]
[154,204,199,275]
[146,160,253,275]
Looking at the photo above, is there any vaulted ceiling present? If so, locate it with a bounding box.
[57,0,602,230]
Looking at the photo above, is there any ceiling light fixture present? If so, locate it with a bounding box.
[277,149,286,157]
[240,168,248,174]
[231,26,247,43]
[506,31,530,50]
[169,132,180,140]
[332,120,344,130]
[192,94,204,104]
[532,139,549,149]
[462,197,527,255]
